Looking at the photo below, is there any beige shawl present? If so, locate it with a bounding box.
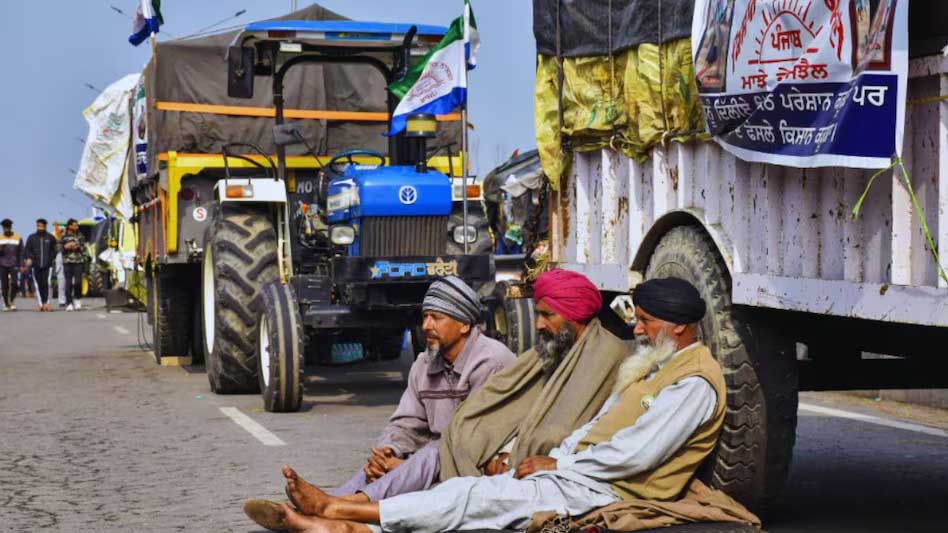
[439,319,628,479]
[527,478,761,532]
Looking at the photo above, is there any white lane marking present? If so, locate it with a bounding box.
[97,313,107,319]
[219,407,286,446]
[113,325,131,335]
[799,402,948,439]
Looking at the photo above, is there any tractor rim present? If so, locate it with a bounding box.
[202,246,215,354]
[259,315,271,388]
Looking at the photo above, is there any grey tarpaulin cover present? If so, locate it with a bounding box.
[532,0,695,57]
[141,3,459,183]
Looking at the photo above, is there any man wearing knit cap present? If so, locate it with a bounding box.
[257,276,759,533]
[251,277,514,526]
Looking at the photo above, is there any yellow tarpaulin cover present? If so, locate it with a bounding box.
[535,38,706,189]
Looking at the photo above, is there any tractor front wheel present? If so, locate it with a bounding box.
[257,282,304,412]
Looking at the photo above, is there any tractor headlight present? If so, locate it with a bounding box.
[330,225,356,245]
[452,225,477,244]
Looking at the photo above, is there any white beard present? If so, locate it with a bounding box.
[612,335,679,396]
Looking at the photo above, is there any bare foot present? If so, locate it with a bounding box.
[283,465,335,516]
[282,504,372,533]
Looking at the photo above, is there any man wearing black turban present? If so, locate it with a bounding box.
[631,276,707,338]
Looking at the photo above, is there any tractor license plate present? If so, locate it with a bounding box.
[331,255,494,284]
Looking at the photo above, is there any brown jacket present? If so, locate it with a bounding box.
[577,343,727,501]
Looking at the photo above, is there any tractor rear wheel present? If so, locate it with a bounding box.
[202,204,279,394]
[645,225,798,514]
[87,268,105,297]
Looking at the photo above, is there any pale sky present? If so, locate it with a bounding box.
[0,0,536,228]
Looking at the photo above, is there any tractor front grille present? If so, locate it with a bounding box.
[360,216,448,257]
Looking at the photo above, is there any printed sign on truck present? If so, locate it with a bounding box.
[692,0,907,168]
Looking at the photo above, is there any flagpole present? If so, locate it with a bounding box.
[460,3,471,255]
[461,107,470,255]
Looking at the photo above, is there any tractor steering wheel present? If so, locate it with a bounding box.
[327,149,387,176]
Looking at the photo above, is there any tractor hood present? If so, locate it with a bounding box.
[327,165,452,222]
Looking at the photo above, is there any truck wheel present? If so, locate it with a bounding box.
[150,271,193,365]
[490,287,537,355]
[645,225,797,514]
[257,282,304,412]
[202,205,279,394]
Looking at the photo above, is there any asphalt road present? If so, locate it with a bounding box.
[1,298,946,532]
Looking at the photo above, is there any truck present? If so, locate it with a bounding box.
[132,6,495,412]
[529,0,947,514]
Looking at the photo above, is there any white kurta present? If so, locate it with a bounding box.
[378,348,718,533]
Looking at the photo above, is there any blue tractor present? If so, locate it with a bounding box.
[203,20,493,411]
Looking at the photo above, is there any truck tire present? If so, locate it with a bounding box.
[150,272,193,365]
[257,282,304,412]
[202,205,279,394]
[645,225,797,514]
[490,289,537,355]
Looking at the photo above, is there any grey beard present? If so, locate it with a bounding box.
[535,324,577,379]
[425,343,441,363]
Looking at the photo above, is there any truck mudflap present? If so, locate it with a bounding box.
[330,254,495,284]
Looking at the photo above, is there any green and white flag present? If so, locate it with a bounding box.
[387,0,479,135]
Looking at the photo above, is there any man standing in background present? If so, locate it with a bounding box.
[0,218,24,311]
[24,218,58,312]
[59,218,87,311]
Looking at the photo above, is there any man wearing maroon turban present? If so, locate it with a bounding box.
[531,269,604,378]
[532,268,603,322]
[437,268,628,480]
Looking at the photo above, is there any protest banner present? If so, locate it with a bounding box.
[692,0,907,168]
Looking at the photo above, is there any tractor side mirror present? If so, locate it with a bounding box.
[273,123,306,147]
[227,46,255,99]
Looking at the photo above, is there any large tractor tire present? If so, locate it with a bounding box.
[645,225,798,514]
[202,205,279,394]
[257,282,304,412]
[86,268,106,297]
[149,271,193,365]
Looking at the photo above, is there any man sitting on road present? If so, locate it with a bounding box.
[246,269,631,530]
[252,277,760,533]
[302,276,515,504]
